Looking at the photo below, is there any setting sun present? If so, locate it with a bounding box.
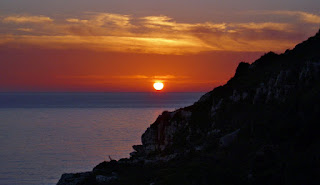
[153,82,164,91]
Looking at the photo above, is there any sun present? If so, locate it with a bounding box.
[153,82,164,91]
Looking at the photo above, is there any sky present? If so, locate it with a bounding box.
[0,0,319,92]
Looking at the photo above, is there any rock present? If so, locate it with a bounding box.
[96,174,117,184]
[235,62,250,77]
[219,129,240,147]
[57,172,93,185]
[229,90,241,102]
[139,110,191,156]
[197,92,211,102]
[211,99,223,117]
[242,92,248,100]
[132,145,144,153]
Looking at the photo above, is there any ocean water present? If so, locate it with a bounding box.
[0,92,203,185]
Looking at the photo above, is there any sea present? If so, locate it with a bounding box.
[0,92,204,185]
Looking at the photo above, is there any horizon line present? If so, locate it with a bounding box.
[0,91,207,93]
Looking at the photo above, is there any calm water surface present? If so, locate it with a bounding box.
[0,92,203,185]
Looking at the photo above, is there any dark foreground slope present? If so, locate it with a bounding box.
[57,30,320,185]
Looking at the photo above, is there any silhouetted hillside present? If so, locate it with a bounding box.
[57,29,320,185]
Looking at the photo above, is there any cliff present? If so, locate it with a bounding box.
[57,29,320,185]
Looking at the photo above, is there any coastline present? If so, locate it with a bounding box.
[57,29,320,185]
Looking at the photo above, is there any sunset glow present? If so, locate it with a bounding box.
[1,1,320,185]
[153,82,164,91]
[0,0,319,92]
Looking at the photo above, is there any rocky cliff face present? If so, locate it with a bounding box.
[57,29,320,185]
[130,30,320,162]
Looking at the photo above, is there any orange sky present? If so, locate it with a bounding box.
[0,8,319,92]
